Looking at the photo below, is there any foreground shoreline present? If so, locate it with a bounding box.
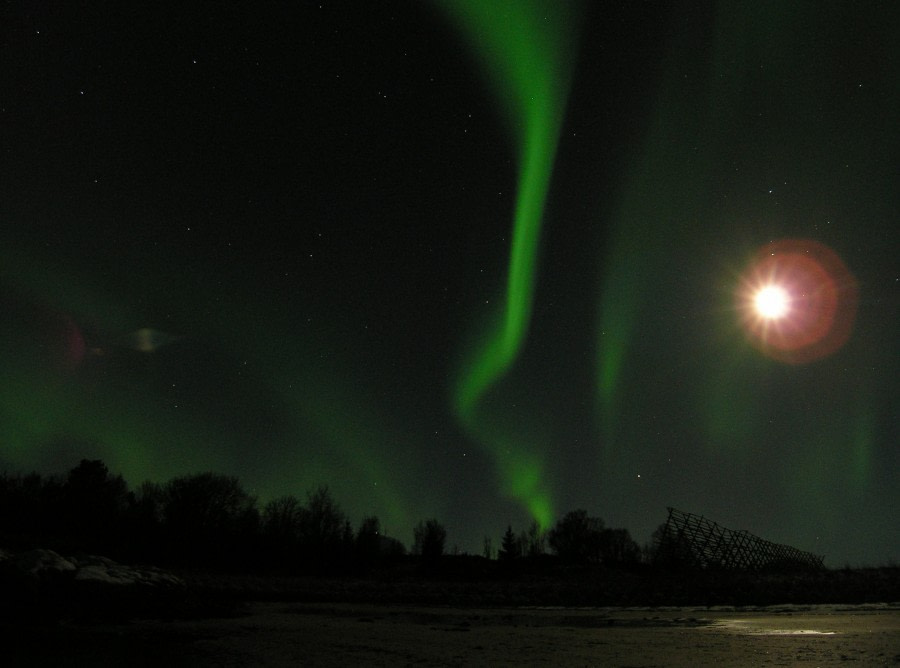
[5,548,900,664]
[6,601,900,667]
[176,563,900,608]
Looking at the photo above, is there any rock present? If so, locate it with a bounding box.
[0,546,185,621]
[74,563,136,587]
[14,548,78,579]
[73,554,184,590]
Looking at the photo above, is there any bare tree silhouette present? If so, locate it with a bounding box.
[412,519,446,562]
[298,486,351,571]
[161,472,259,566]
[548,509,605,565]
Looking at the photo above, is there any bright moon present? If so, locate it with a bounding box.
[736,239,857,364]
[754,285,790,319]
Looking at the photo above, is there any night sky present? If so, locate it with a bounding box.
[1,1,897,567]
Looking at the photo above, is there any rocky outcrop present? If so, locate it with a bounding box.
[72,553,184,589]
[0,547,185,621]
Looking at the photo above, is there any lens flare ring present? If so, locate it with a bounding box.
[736,239,857,364]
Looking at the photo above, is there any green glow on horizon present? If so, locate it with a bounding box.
[437,0,581,529]
[275,364,415,538]
[0,362,210,485]
[0,239,414,534]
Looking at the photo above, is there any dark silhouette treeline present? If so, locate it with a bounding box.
[491,510,643,569]
[0,459,404,574]
[3,459,899,608]
[0,459,645,576]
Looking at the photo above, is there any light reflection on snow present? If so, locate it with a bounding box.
[713,619,836,635]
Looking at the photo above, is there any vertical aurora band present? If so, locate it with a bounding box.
[593,2,886,543]
[437,1,581,528]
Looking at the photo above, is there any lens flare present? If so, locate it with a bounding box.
[737,239,857,364]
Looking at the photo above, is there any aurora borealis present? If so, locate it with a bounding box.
[439,0,582,531]
[1,1,897,566]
